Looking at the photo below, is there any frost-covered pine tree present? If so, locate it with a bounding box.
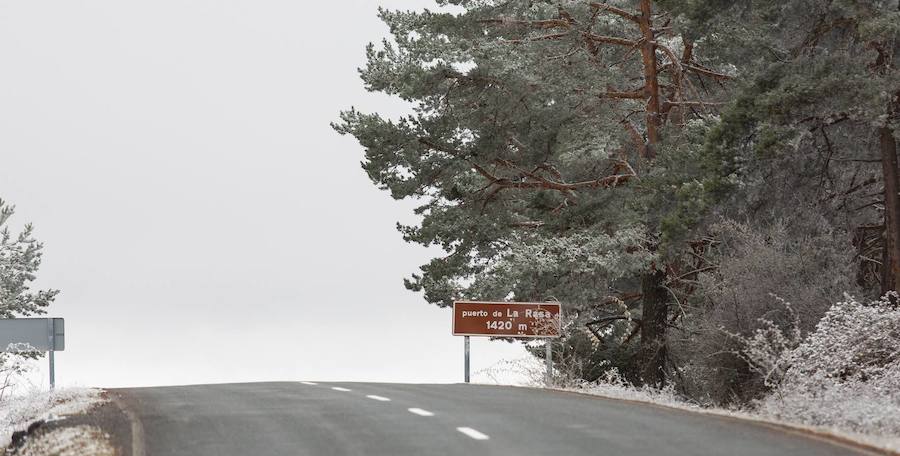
[0,199,58,318]
[656,0,900,403]
[336,0,729,386]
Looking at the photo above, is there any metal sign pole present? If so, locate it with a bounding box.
[48,318,55,390]
[545,342,552,386]
[49,351,55,390]
[464,336,470,383]
[0,318,64,390]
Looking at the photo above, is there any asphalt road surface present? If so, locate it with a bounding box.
[113,382,876,456]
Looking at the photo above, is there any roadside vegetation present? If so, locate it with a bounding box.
[0,198,58,399]
[337,0,900,446]
[0,200,107,454]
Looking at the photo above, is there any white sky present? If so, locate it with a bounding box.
[0,0,529,388]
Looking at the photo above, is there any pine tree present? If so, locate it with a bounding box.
[0,199,58,318]
[336,0,730,385]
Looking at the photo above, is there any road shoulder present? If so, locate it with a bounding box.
[541,385,896,456]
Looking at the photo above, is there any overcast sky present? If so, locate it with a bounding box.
[0,0,529,388]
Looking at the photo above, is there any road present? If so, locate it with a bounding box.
[113,382,875,456]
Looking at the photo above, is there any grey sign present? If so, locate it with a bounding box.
[0,318,65,352]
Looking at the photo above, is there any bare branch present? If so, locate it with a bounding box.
[663,100,725,108]
[588,2,640,23]
[418,138,636,195]
[684,64,732,80]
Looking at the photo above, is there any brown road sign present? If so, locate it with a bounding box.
[452,301,561,338]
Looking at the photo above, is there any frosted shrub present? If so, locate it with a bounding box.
[676,216,856,405]
[757,293,900,436]
[0,343,38,401]
[728,295,803,389]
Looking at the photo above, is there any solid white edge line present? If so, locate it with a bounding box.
[300,381,318,386]
[331,387,352,392]
[366,395,391,402]
[407,408,435,417]
[457,427,490,440]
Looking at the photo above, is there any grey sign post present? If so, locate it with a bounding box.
[464,336,470,383]
[545,342,552,385]
[0,318,65,389]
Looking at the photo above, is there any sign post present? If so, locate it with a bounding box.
[464,336,470,383]
[545,341,552,385]
[452,301,561,384]
[0,318,65,389]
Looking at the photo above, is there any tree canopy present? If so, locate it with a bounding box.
[0,199,57,319]
[337,0,900,404]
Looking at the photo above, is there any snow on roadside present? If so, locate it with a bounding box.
[478,356,899,454]
[558,382,900,455]
[15,425,114,456]
[0,388,104,448]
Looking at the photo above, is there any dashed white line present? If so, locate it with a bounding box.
[331,387,352,392]
[407,408,435,417]
[456,427,489,440]
[300,381,318,386]
[366,395,391,402]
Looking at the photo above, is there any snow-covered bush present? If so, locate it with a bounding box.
[673,216,857,405]
[0,344,40,402]
[755,293,900,436]
[727,295,803,389]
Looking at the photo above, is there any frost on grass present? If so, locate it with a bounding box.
[0,388,104,448]
[561,368,691,410]
[15,425,114,456]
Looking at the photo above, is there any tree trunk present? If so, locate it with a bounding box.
[637,0,661,158]
[640,269,668,386]
[880,126,900,297]
[634,0,668,386]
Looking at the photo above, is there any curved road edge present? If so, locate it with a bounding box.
[102,382,896,456]
[111,393,146,456]
[539,386,895,456]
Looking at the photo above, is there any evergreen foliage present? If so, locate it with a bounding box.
[0,199,57,318]
[338,0,900,404]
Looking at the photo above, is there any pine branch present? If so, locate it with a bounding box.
[477,18,571,30]
[583,32,639,48]
[588,2,640,23]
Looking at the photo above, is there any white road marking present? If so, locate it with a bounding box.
[366,395,391,402]
[331,387,352,392]
[300,382,318,386]
[407,408,434,417]
[457,427,490,440]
